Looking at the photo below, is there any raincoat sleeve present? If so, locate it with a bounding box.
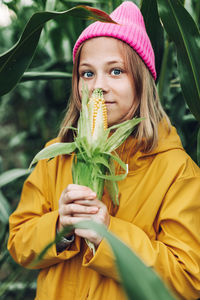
[82,176,200,299]
[7,156,80,269]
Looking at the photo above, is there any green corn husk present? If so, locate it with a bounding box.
[30,85,143,253]
[72,154,105,200]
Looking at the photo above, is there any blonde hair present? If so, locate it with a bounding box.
[59,39,170,152]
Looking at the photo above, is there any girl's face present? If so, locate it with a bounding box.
[78,37,136,127]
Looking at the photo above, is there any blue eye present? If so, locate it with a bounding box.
[111,68,122,76]
[83,71,93,78]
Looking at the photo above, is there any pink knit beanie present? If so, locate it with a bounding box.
[73,1,156,80]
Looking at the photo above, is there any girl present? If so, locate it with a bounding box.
[8,2,200,299]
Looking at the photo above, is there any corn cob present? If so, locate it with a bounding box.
[88,88,107,134]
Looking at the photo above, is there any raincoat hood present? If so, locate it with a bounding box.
[116,119,184,172]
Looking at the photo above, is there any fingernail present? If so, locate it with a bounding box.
[88,193,96,199]
[91,207,98,213]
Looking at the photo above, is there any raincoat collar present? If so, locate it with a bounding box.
[116,119,184,173]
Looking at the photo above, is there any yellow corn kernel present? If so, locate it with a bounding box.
[88,89,108,135]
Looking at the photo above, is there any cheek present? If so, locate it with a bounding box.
[118,91,136,119]
[124,84,135,108]
[120,90,135,109]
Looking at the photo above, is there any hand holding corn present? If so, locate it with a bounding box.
[58,184,110,247]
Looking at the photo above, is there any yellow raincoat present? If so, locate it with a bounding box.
[8,122,200,300]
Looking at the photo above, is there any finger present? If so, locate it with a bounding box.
[61,203,99,215]
[65,184,96,193]
[74,199,103,207]
[74,228,95,238]
[61,190,96,204]
[74,228,102,245]
[73,213,98,218]
[60,215,91,227]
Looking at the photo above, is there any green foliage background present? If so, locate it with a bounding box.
[0,0,199,299]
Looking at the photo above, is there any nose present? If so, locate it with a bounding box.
[91,73,108,95]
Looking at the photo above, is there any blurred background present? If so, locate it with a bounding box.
[0,0,199,299]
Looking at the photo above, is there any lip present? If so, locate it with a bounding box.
[105,101,115,104]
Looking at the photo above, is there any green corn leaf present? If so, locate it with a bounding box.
[0,168,31,188]
[104,152,127,171]
[45,0,57,11]
[30,142,76,168]
[141,0,164,81]
[0,190,11,223]
[106,118,143,153]
[89,155,119,204]
[97,171,127,181]
[98,152,128,181]
[20,71,72,82]
[77,83,92,146]
[74,141,88,161]
[92,155,111,170]
[0,5,117,96]
[93,152,127,180]
[33,220,175,300]
[105,156,119,205]
[75,137,91,159]
[105,179,119,205]
[157,0,200,122]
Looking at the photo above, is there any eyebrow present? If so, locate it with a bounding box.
[79,60,124,68]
